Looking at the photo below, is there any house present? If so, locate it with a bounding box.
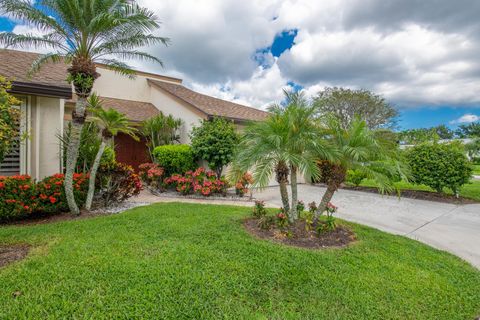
[0,49,268,179]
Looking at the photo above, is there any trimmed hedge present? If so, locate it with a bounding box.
[153,144,196,176]
[406,143,472,194]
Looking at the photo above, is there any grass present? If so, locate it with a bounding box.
[356,179,480,201]
[473,164,480,175]
[0,203,479,319]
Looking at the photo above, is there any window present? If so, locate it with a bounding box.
[0,98,27,176]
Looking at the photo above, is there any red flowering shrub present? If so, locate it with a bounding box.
[96,162,143,207]
[35,173,89,213]
[235,172,253,197]
[138,163,165,189]
[0,173,89,222]
[163,167,228,197]
[0,175,35,221]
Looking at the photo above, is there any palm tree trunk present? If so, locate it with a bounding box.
[64,96,87,215]
[84,140,106,210]
[279,181,290,213]
[289,165,298,223]
[316,183,336,218]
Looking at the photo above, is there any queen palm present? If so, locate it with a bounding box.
[235,91,333,222]
[0,0,167,214]
[315,116,408,216]
[84,93,138,210]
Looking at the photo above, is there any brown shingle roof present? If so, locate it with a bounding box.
[148,79,268,122]
[67,96,159,122]
[0,49,70,88]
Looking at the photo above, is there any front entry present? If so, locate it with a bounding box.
[114,133,151,171]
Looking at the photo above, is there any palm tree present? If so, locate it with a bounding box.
[235,91,332,222]
[141,113,183,161]
[84,93,138,210]
[314,116,408,217]
[0,0,167,214]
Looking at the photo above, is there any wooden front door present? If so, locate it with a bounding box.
[114,133,151,171]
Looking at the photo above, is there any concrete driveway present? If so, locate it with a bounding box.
[254,184,480,269]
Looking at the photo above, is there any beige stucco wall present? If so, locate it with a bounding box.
[29,96,63,179]
[92,66,206,143]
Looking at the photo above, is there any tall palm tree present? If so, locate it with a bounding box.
[314,116,408,216]
[84,93,138,210]
[141,113,183,161]
[0,0,167,214]
[235,91,332,222]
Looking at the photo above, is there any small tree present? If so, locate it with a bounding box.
[141,113,182,161]
[406,143,472,195]
[190,118,239,177]
[313,87,398,130]
[84,94,138,210]
[0,77,21,164]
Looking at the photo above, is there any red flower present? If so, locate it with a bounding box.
[49,196,57,204]
[0,182,4,189]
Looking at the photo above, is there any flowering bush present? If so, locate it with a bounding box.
[0,173,89,222]
[96,162,143,207]
[163,167,228,197]
[252,200,267,218]
[318,202,338,233]
[0,175,35,221]
[35,173,89,213]
[276,209,289,228]
[138,163,165,189]
[296,200,305,212]
[235,172,253,197]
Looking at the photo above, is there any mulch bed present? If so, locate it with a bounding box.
[0,244,30,268]
[244,218,356,249]
[340,185,478,204]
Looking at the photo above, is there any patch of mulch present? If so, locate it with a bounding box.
[340,185,478,204]
[244,218,356,249]
[0,244,30,268]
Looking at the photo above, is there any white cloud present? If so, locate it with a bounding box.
[451,114,480,124]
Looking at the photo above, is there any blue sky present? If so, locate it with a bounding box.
[1,0,480,131]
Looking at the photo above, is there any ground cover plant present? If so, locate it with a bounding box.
[0,203,479,319]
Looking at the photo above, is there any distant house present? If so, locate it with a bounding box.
[0,49,267,179]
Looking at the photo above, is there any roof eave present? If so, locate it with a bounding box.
[9,81,72,99]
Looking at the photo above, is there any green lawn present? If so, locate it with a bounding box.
[0,203,479,319]
[473,164,480,175]
[356,179,480,201]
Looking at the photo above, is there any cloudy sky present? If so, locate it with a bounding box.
[1,0,480,129]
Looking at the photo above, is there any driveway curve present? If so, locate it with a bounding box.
[254,184,480,269]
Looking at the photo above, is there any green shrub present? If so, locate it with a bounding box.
[0,77,21,163]
[153,144,196,176]
[346,169,367,186]
[406,143,472,194]
[190,117,239,177]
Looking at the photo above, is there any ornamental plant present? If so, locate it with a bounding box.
[235,172,253,197]
[252,200,267,218]
[164,167,228,196]
[0,175,35,221]
[406,143,472,194]
[276,209,289,229]
[96,163,143,207]
[153,144,196,177]
[138,163,165,189]
[190,117,239,177]
[318,202,337,233]
[0,77,21,164]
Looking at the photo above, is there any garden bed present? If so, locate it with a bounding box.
[244,218,356,249]
[0,244,30,268]
[340,184,479,204]
[148,187,254,202]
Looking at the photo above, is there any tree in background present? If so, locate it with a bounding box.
[313,87,398,130]
[0,77,20,164]
[141,113,182,161]
[190,118,239,178]
[465,139,480,163]
[406,143,472,195]
[433,124,454,140]
[398,128,439,145]
[0,0,167,214]
[456,122,480,138]
[84,94,138,210]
